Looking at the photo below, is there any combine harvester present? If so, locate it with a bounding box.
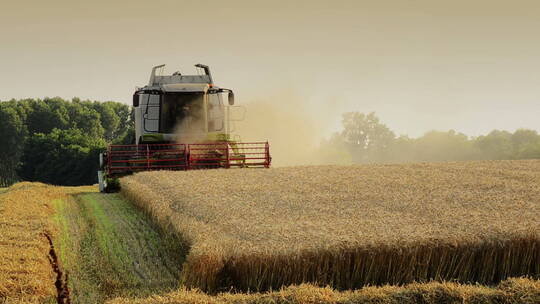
[98,64,271,192]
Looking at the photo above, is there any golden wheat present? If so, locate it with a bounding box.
[0,182,94,303]
[121,160,540,292]
[106,277,540,304]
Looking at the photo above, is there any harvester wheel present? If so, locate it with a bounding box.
[98,171,120,193]
[104,178,120,193]
[98,170,106,192]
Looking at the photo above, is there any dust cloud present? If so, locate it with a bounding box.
[173,116,207,144]
[234,92,342,167]
[172,97,208,143]
[170,91,348,166]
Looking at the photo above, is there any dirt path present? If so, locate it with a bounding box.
[53,191,186,304]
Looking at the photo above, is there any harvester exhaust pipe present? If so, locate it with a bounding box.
[228,91,234,105]
[148,64,166,86]
[195,64,213,84]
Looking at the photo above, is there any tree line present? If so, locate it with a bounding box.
[1,98,539,187]
[321,112,540,164]
[0,98,133,187]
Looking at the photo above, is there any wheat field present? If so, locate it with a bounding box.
[0,182,93,303]
[121,160,540,292]
[107,277,540,304]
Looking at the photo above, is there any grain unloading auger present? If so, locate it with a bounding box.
[98,64,271,192]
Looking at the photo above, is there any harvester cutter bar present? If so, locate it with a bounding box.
[106,142,270,175]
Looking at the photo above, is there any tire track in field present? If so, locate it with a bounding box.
[85,193,183,285]
[54,191,186,304]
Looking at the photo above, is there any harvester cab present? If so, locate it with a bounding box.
[97,64,271,192]
[134,64,234,145]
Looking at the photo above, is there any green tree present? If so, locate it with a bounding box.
[67,101,105,138]
[411,130,479,162]
[316,132,353,165]
[106,102,133,139]
[0,104,26,186]
[474,130,514,160]
[25,98,70,134]
[340,112,396,163]
[18,128,106,186]
[0,97,133,186]
[386,135,415,163]
[511,129,540,159]
[112,104,136,144]
[92,101,121,141]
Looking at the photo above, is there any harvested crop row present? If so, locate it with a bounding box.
[0,182,91,303]
[106,277,540,304]
[53,192,186,303]
[121,160,540,292]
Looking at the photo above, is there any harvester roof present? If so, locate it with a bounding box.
[143,83,211,93]
[142,64,217,93]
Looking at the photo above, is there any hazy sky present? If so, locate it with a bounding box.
[1,0,539,137]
